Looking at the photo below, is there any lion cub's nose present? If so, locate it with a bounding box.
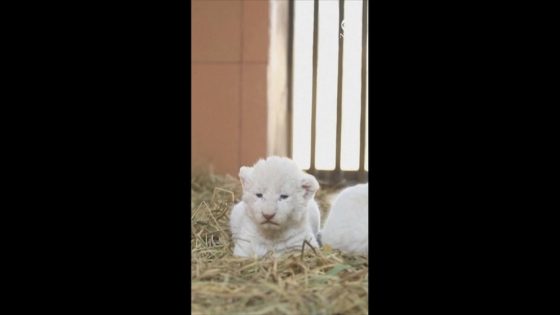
[262,213,276,220]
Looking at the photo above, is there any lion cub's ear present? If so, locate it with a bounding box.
[239,166,254,190]
[301,173,319,200]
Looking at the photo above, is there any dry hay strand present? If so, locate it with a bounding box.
[191,172,369,315]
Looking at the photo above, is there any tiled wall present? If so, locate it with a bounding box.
[192,0,269,176]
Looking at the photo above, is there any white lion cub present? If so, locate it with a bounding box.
[320,183,368,256]
[230,156,321,257]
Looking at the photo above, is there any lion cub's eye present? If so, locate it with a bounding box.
[280,194,289,200]
[256,193,263,198]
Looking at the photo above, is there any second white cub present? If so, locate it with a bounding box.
[320,183,368,256]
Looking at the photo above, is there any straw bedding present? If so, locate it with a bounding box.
[191,172,368,315]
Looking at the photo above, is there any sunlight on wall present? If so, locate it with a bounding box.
[340,0,363,171]
[292,0,313,170]
[314,1,339,170]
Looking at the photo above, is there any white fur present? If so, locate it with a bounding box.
[230,156,321,257]
[320,183,368,256]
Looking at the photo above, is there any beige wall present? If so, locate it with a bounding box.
[192,0,269,176]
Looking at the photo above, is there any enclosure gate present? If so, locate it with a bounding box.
[288,0,369,187]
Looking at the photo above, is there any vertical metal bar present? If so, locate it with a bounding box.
[335,0,345,177]
[310,0,319,172]
[287,0,295,158]
[359,0,367,177]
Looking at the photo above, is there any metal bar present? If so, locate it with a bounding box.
[359,0,367,176]
[313,170,368,188]
[287,0,295,158]
[334,0,345,177]
[310,0,319,171]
